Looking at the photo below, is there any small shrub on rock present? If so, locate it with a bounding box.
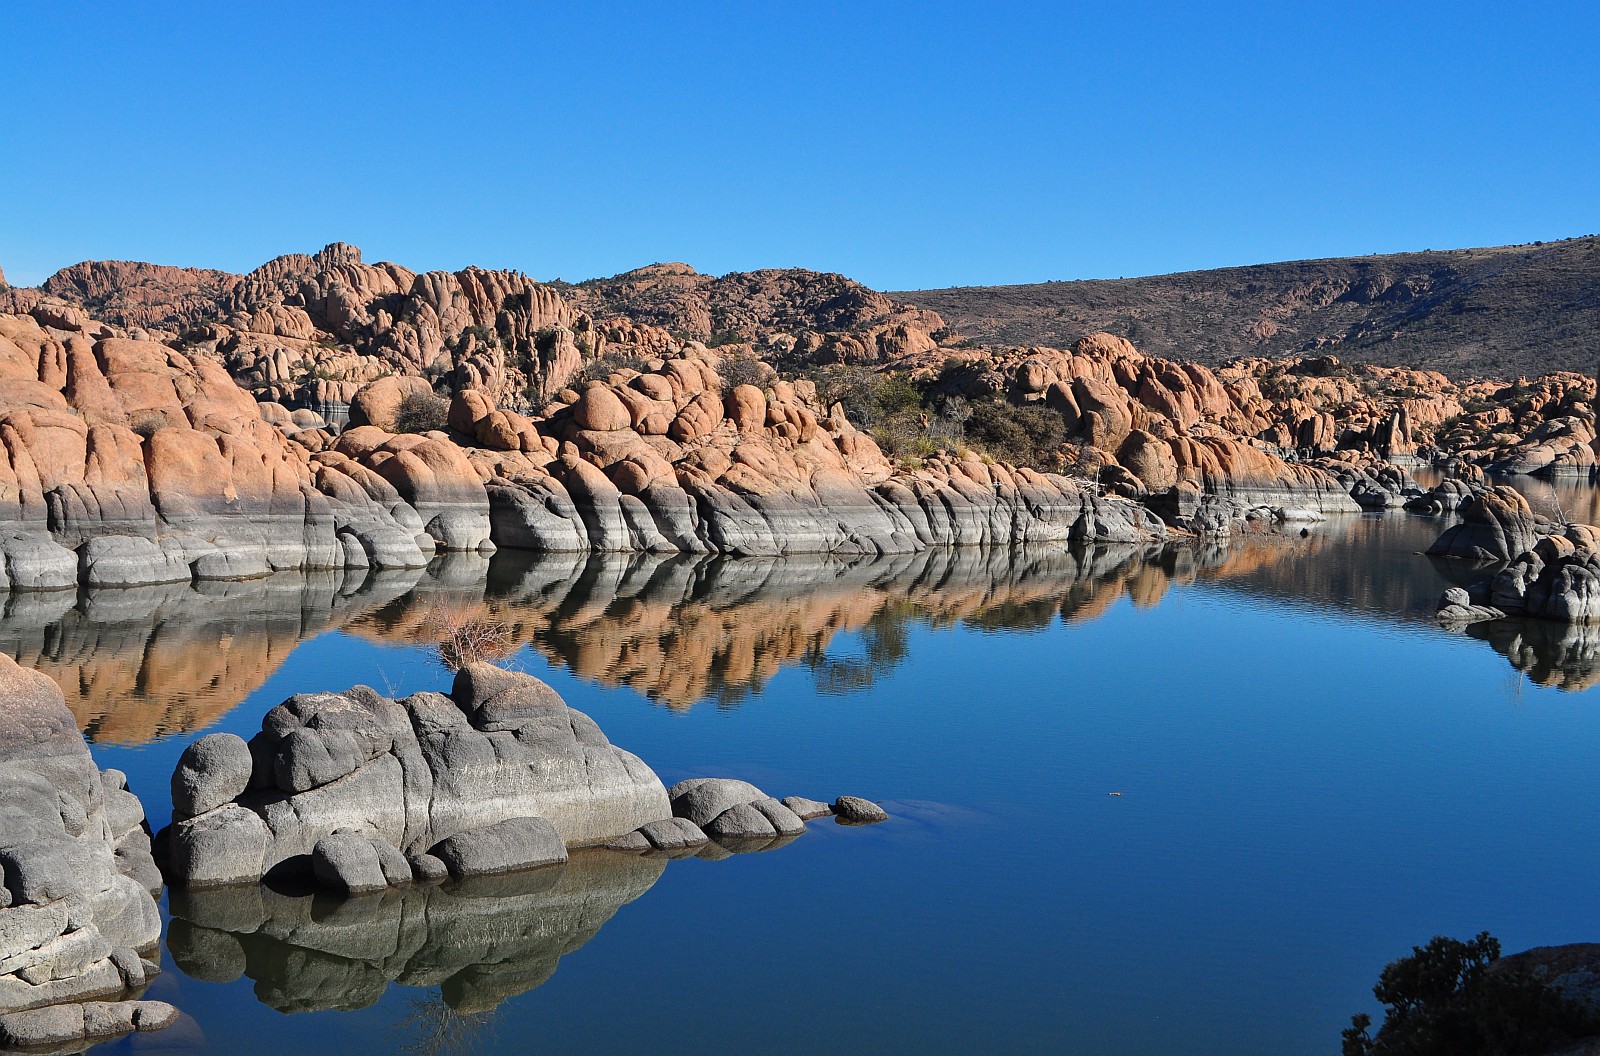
[419,607,518,671]
[718,355,769,395]
[393,391,450,434]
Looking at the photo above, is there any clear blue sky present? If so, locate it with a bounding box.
[2,2,1597,290]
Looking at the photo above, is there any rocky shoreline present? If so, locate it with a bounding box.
[0,651,891,1044]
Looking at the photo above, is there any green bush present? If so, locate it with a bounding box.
[1343,932,1600,1056]
[718,356,769,395]
[963,399,1065,469]
[393,391,449,434]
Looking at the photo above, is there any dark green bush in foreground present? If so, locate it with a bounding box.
[1344,932,1600,1056]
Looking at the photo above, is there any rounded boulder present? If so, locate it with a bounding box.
[171,733,254,819]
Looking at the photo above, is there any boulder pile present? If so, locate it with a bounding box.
[1425,485,1540,562]
[0,653,174,1047]
[160,663,887,892]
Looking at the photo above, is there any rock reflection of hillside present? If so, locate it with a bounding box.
[1467,619,1600,692]
[347,545,1230,709]
[15,516,1594,740]
[0,568,432,744]
[1190,514,1467,623]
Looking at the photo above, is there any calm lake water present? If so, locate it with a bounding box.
[18,478,1600,1055]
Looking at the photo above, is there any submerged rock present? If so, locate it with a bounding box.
[833,796,890,824]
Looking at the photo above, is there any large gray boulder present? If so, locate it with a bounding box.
[1426,485,1540,562]
[163,664,671,891]
[0,655,163,1016]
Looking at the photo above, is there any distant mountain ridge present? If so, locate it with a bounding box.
[895,236,1600,379]
[9,235,1598,381]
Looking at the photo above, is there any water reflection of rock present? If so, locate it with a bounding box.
[0,567,430,744]
[167,850,663,1015]
[348,545,1208,708]
[1466,618,1600,691]
[16,523,1544,741]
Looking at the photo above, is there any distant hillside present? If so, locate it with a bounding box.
[897,237,1600,379]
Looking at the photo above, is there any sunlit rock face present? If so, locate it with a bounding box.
[0,310,436,591]
[161,664,671,889]
[167,849,664,1014]
[0,654,162,1014]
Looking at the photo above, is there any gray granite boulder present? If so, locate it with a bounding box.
[171,733,255,819]
[1426,485,1540,562]
[431,817,568,879]
[833,796,889,824]
[781,796,834,821]
[0,998,177,1049]
[0,655,163,1017]
[162,664,670,891]
[668,779,811,849]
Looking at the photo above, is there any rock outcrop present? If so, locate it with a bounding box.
[1425,486,1540,562]
[1475,526,1600,623]
[160,661,886,895]
[0,306,481,591]
[0,653,170,1041]
[161,663,669,889]
[331,348,1165,556]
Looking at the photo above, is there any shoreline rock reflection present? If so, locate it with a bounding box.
[167,849,665,1015]
[7,516,1597,752]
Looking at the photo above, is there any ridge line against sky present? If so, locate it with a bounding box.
[2,3,1597,291]
[9,231,1600,297]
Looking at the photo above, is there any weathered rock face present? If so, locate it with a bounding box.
[939,335,1364,518]
[558,263,946,363]
[1426,485,1540,561]
[161,664,671,889]
[371,349,1168,556]
[168,849,664,1014]
[0,307,442,590]
[1485,526,1600,622]
[0,654,162,1016]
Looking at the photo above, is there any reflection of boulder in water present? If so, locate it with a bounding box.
[348,544,1179,708]
[166,850,664,1015]
[0,565,429,744]
[1466,618,1600,691]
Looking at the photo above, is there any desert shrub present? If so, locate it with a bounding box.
[571,352,648,389]
[419,608,518,672]
[963,399,1065,469]
[1342,932,1600,1056]
[803,366,921,432]
[718,356,769,395]
[127,409,168,438]
[394,391,450,434]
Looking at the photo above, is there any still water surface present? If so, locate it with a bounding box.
[15,481,1600,1055]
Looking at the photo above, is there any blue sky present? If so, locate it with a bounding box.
[2,2,1596,289]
